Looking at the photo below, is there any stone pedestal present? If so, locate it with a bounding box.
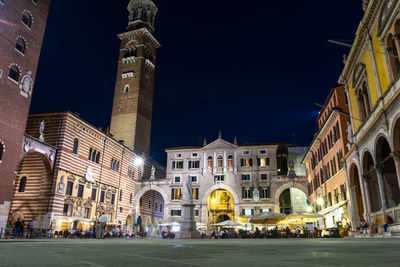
[176,203,201,239]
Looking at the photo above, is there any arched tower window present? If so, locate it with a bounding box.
[124,85,130,94]
[0,142,3,161]
[8,65,20,82]
[21,11,32,28]
[15,37,26,54]
[356,82,371,121]
[119,189,123,201]
[72,138,79,155]
[18,176,27,193]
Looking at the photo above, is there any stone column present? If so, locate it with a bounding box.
[213,151,217,175]
[223,151,227,174]
[391,151,400,192]
[203,152,207,176]
[361,174,373,220]
[233,151,238,175]
[375,165,388,210]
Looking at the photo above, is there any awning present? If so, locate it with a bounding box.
[318,200,348,215]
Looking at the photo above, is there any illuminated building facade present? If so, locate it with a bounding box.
[135,136,309,228]
[302,86,351,229]
[339,0,400,234]
[0,0,51,233]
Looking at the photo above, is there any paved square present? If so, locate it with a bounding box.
[0,238,399,266]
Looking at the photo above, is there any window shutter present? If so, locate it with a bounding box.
[251,209,254,215]
[266,158,270,166]
[171,188,174,199]
[240,158,244,166]
[249,158,253,166]
[250,188,253,199]
[188,161,192,169]
[257,158,260,166]
[242,209,245,215]
[172,161,176,169]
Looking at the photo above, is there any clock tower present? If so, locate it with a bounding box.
[110,0,160,155]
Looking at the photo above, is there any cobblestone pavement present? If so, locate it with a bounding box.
[0,238,399,266]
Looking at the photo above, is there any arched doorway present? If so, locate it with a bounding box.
[9,152,52,226]
[138,190,165,235]
[349,164,364,221]
[279,188,308,215]
[376,137,400,208]
[126,215,133,233]
[362,151,381,212]
[207,189,234,225]
[136,216,142,232]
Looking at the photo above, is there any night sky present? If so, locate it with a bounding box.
[30,0,363,164]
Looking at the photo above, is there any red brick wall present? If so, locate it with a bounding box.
[0,0,51,207]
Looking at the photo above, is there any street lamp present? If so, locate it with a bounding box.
[306,206,313,213]
[316,198,323,206]
[134,157,144,166]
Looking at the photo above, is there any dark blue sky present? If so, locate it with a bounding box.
[31,0,363,164]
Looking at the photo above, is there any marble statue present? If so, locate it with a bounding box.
[57,176,65,194]
[347,121,355,144]
[85,166,94,183]
[150,165,155,180]
[184,175,193,204]
[39,120,45,141]
[253,188,260,202]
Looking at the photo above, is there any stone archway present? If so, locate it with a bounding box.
[375,136,400,208]
[274,182,308,205]
[362,150,382,212]
[348,163,365,223]
[9,152,52,227]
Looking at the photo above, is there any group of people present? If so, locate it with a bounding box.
[4,218,39,239]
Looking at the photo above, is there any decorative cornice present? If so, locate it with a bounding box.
[118,28,161,48]
[338,0,381,85]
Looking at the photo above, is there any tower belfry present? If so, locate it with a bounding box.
[110,0,160,155]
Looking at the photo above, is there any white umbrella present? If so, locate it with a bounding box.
[159,222,180,227]
[249,212,286,224]
[212,220,242,227]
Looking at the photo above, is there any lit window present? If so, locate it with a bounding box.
[207,156,213,168]
[217,156,223,167]
[240,158,253,167]
[192,188,199,200]
[8,65,20,82]
[18,176,27,192]
[172,161,183,170]
[171,188,181,200]
[227,155,234,169]
[22,11,32,28]
[15,38,26,54]
[258,158,270,167]
[260,208,271,213]
[242,208,254,216]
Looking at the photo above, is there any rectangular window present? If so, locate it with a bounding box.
[242,208,254,216]
[171,188,181,200]
[63,204,73,216]
[100,190,105,203]
[240,158,253,167]
[77,184,84,198]
[66,181,73,196]
[193,188,199,200]
[242,187,253,199]
[91,188,97,201]
[171,210,182,216]
[214,175,225,182]
[111,193,116,205]
[259,150,266,154]
[243,151,250,155]
[260,187,271,199]
[191,176,198,183]
[172,161,184,170]
[84,208,90,219]
[340,184,347,201]
[260,174,268,180]
[188,160,200,169]
[194,210,199,216]
[241,174,251,181]
[258,158,270,167]
[192,153,198,157]
[174,176,181,183]
[260,208,271,213]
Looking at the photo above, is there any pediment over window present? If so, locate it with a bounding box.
[202,139,237,150]
[352,63,366,88]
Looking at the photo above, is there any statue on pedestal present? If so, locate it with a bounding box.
[184,175,193,204]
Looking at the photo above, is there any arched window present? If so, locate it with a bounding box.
[0,142,3,161]
[217,156,223,168]
[227,155,234,169]
[72,138,79,155]
[386,33,400,79]
[22,11,32,28]
[15,38,26,54]
[119,189,123,201]
[124,85,130,93]
[95,151,100,163]
[207,156,213,169]
[124,47,136,58]
[8,65,20,82]
[129,192,133,204]
[328,192,332,207]
[356,82,371,121]
[18,176,27,192]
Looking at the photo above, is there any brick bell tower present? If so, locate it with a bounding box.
[110,0,160,155]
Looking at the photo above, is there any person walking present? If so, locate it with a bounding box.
[98,212,107,239]
[14,219,22,238]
